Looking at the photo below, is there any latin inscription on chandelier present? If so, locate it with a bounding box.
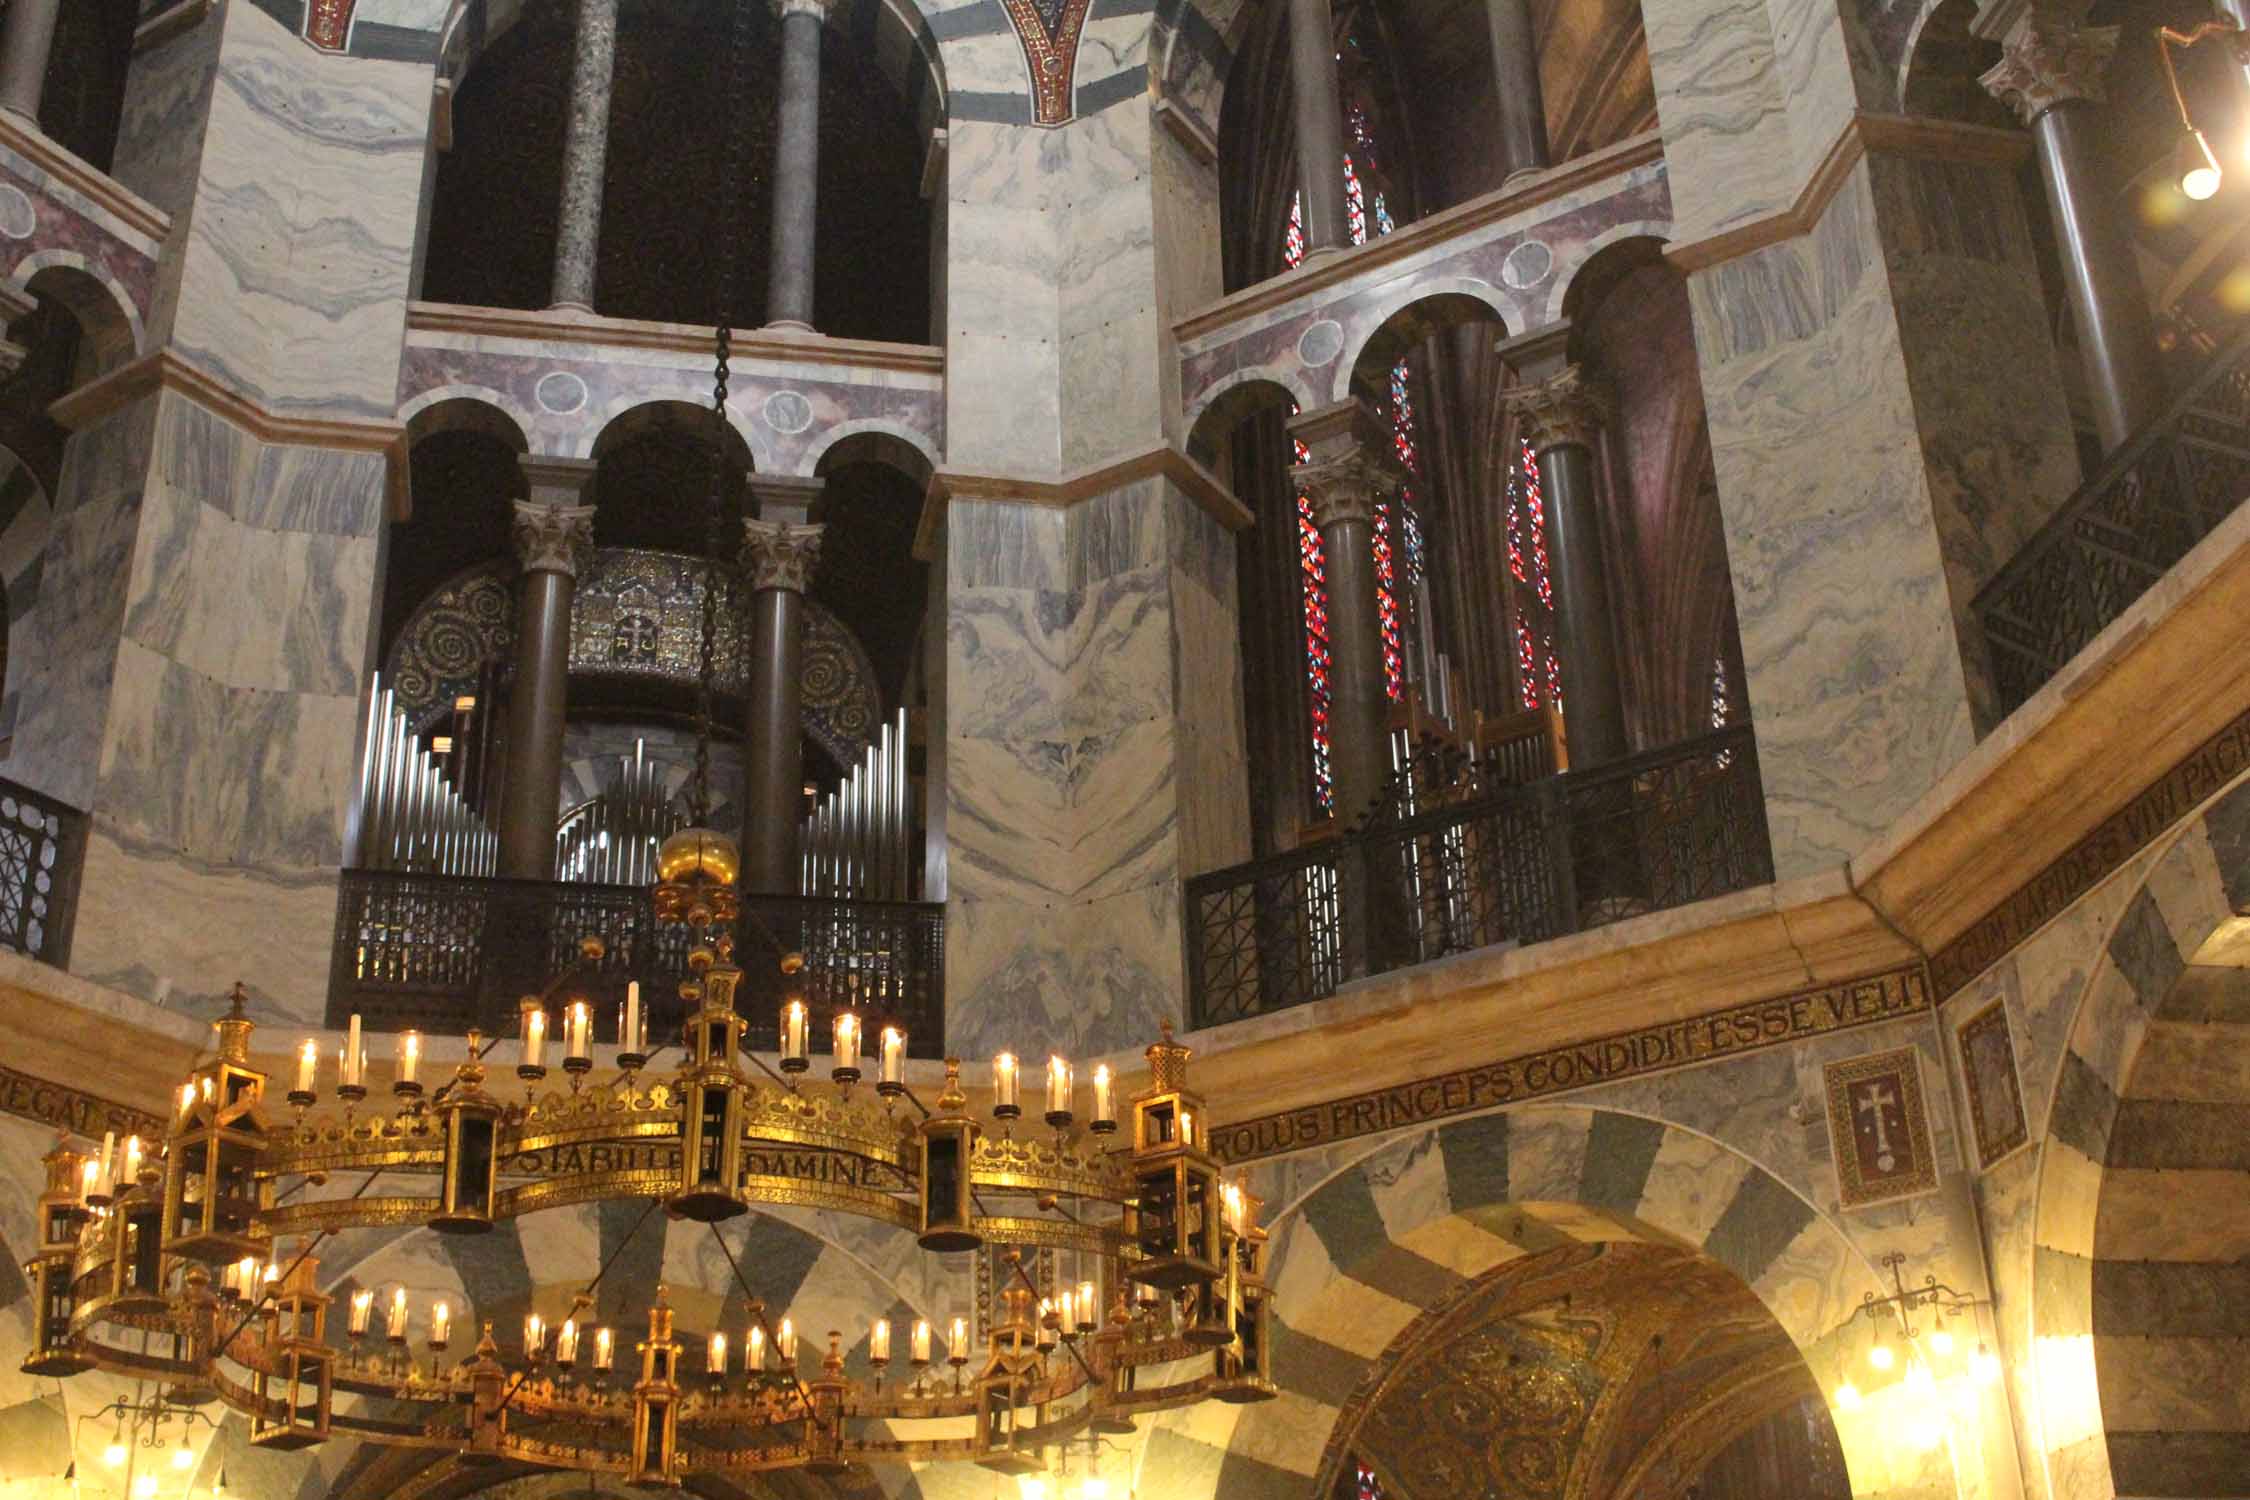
[507,1141,905,1190]
[1211,966,1931,1163]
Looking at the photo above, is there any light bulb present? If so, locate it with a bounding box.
[2180,127,2223,201]
[1972,1342,2002,1386]
[1834,1381,1862,1412]
[1908,1417,1944,1451]
[173,1444,194,1470]
[1929,1325,1956,1358]
[1905,1360,1936,1396]
[1019,1481,1051,1500]
[133,1476,158,1499]
[1078,1480,1110,1500]
[1868,1339,1895,1371]
[103,1442,126,1468]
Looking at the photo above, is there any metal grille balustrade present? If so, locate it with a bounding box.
[1186,726,1772,1028]
[0,777,84,966]
[329,872,945,1056]
[1976,329,2250,715]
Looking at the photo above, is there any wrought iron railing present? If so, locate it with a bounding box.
[1186,726,1771,1028]
[1976,329,2250,714]
[0,777,85,966]
[328,871,945,1056]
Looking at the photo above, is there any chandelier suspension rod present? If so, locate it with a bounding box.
[492,1193,666,1420]
[703,1221,824,1429]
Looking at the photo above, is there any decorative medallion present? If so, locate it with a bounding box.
[1823,1047,1938,1207]
[1297,319,1346,368]
[0,186,35,241]
[1502,239,1555,291]
[535,370,590,416]
[1956,1001,2029,1168]
[999,0,1095,126]
[304,0,356,51]
[762,390,814,434]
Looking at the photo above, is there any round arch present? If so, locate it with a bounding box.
[11,257,141,380]
[807,422,937,485]
[2021,768,2250,1498]
[1153,1106,1963,1499]
[1547,219,1677,329]
[0,446,53,743]
[1337,285,1513,404]
[1183,370,1319,459]
[589,398,756,473]
[404,392,531,455]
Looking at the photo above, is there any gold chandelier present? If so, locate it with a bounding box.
[18,828,1274,1487]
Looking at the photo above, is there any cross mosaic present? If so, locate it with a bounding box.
[999,0,1095,124]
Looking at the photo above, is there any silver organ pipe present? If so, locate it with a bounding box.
[350,679,497,876]
[799,709,914,900]
[554,740,681,885]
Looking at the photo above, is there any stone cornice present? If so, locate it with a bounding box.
[0,112,169,246]
[405,301,946,379]
[1665,112,2030,274]
[912,444,1253,560]
[48,348,412,517]
[1173,131,1666,347]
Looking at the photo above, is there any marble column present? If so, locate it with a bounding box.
[1285,0,1350,258]
[1499,330,1627,769]
[741,478,824,895]
[1982,20,2167,452]
[766,0,833,331]
[1484,0,1550,183]
[498,475,596,880]
[551,0,620,312]
[0,0,60,129]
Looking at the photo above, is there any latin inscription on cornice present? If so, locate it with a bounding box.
[1211,965,1931,1163]
[0,1063,165,1143]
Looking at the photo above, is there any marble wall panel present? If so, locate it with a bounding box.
[1638,0,1795,243]
[1690,165,1978,878]
[161,3,430,421]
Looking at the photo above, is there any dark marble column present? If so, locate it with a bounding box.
[1484,0,1551,184]
[1982,20,2167,452]
[1288,400,1404,827]
[0,0,59,129]
[498,466,596,880]
[1285,0,1350,258]
[766,0,833,330]
[741,478,825,894]
[1500,327,1627,769]
[551,0,621,311]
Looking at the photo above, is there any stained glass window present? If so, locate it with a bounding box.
[1282,87,1413,811]
[1357,1461,1384,1499]
[1506,439,1560,710]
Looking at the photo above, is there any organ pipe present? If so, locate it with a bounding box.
[555,741,683,886]
[799,709,914,900]
[350,675,499,877]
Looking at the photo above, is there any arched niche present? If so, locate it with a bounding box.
[420,0,936,344]
[0,446,54,747]
[589,399,755,557]
[1562,235,1749,750]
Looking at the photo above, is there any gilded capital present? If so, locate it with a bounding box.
[742,519,825,592]
[1979,20,2117,124]
[1502,364,1610,453]
[1292,453,1387,532]
[511,501,597,578]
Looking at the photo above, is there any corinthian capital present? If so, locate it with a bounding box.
[1293,454,1390,531]
[511,501,597,578]
[1502,364,1610,453]
[742,519,825,592]
[1980,20,2117,124]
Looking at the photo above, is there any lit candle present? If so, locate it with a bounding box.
[567,1001,591,1062]
[236,1256,259,1300]
[593,1326,614,1371]
[747,1324,765,1370]
[263,1255,281,1287]
[398,1031,421,1086]
[522,1009,547,1069]
[387,1287,408,1340]
[1046,1056,1073,1117]
[911,1319,931,1364]
[993,1053,1019,1112]
[121,1135,143,1186]
[1078,1281,1098,1331]
[79,1158,99,1203]
[296,1039,318,1094]
[524,1313,544,1355]
[777,1318,796,1365]
[348,1289,373,1336]
[557,1318,579,1364]
[1092,1064,1114,1128]
[833,1012,860,1074]
[622,981,642,1053]
[869,1317,891,1364]
[1224,1181,1246,1236]
[344,1014,363,1086]
[949,1316,968,1361]
[707,1331,727,1375]
[783,1001,808,1064]
[881,1027,906,1087]
[1180,1109,1193,1146]
[430,1300,451,1347]
[95,1131,116,1197]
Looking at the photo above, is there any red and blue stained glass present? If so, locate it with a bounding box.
[1357,1462,1384,1499]
[1507,439,1560,709]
